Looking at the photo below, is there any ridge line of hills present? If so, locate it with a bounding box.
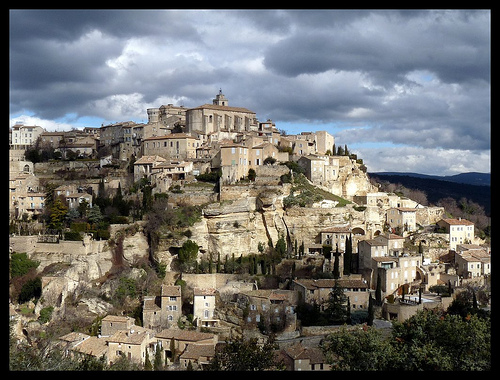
[368,171,490,216]
[369,171,490,187]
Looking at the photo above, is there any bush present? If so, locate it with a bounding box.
[39,306,54,323]
[10,252,39,278]
[64,230,82,241]
[18,277,42,303]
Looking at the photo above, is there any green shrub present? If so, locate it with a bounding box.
[39,306,54,323]
[10,252,39,278]
[18,277,42,303]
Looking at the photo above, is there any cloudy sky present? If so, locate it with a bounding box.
[9,9,490,175]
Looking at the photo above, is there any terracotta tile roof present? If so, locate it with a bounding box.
[134,155,167,164]
[161,285,181,297]
[283,343,327,364]
[180,344,215,360]
[73,336,108,357]
[106,326,154,345]
[440,218,474,226]
[193,288,217,296]
[156,329,215,342]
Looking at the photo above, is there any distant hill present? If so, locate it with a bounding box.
[370,171,490,186]
[368,172,491,216]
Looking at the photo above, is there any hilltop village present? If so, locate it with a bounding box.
[9,91,491,370]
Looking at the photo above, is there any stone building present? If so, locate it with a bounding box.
[193,287,218,328]
[142,133,200,160]
[185,90,258,139]
[386,207,417,233]
[437,218,475,250]
[454,244,491,279]
[292,276,370,311]
[9,124,45,148]
[142,285,182,331]
[358,235,424,296]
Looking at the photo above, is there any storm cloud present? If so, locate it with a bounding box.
[9,9,490,175]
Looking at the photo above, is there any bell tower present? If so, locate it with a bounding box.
[213,88,228,106]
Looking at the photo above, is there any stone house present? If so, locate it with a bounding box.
[357,239,389,272]
[250,142,281,166]
[147,104,187,128]
[99,121,148,161]
[373,233,406,257]
[155,329,218,366]
[100,315,136,337]
[236,289,299,334]
[58,332,107,362]
[106,325,156,366]
[142,285,183,331]
[358,235,424,295]
[386,207,417,233]
[133,155,167,182]
[142,133,200,161]
[437,218,475,250]
[319,226,351,252]
[212,143,250,184]
[150,161,194,193]
[292,276,370,311]
[53,184,93,209]
[9,124,45,148]
[255,119,282,145]
[9,171,44,219]
[193,287,218,328]
[454,244,491,279]
[179,343,215,370]
[278,341,332,371]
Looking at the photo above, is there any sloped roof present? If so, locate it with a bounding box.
[189,103,255,114]
[156,329,215,342]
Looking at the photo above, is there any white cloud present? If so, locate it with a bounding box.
[10,115,75,131]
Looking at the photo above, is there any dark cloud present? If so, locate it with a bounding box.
[263,10,490,84]
[9,9,490,175]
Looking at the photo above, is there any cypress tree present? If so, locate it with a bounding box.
[367,294,374,326]
[375,273,382,306]
[154,344,163,370]
[343,234,352,275]
[144,350,152,370]
[333,244,340,279]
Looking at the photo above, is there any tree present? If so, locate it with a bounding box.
[178,240,199,271]
[153,344,163,370]
[332,244,340,279]
[375,273,382,306]
[87,204,104,225]
[343,234,352,275]
[321,325,391,370]
[247,168,256,181]
[322,244,332,261]
[144,350,153,370]
[367,294,374,326]
[263,156,276,165]
[48,198,68,231]
[275,236,286,258]
[324,280,349,324]
[205,336,285,371]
